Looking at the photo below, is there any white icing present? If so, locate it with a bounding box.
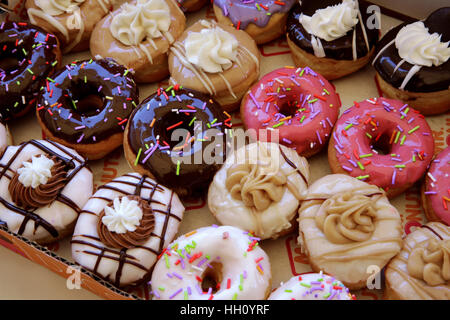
[109,0,171,46]
[185,24,238,73]
[299,0,358,42]
[395,21,450,67]
[35,0,84,15]
[17,155,54,189]
[101,197,143,234]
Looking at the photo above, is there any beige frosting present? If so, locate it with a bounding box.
[315,192,377,244]
[35,0,84,15]
[297,174,403,289]
[208,142,309,240]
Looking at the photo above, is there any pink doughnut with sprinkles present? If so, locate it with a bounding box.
[240,66,341,157]
[328,97,434,198]
[422,146,450,225]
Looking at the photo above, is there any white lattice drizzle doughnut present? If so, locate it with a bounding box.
[0,139,92,244]
[71,173,185,288]
[297,174,403,290]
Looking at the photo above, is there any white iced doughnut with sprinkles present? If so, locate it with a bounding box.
[150,225,272,300]
[268,272,355,300]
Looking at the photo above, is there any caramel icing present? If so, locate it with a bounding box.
[8,155,68,209]
[97,195,155,249]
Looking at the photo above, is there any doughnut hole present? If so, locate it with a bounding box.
[200,262,223,294]
[0,47,25,77]
[156,112,196,149]
[278,95,301,117]
[67,80,106,117]
[370,130,393,155]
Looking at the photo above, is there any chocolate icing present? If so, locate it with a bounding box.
[286,0,379,61]
[373,7,450,93]
[37,58,139,144]
[8,155,68,209]
[214,0,296,29]
[0,21,59,120]
[127,87,229,195]
[97,195,155,249]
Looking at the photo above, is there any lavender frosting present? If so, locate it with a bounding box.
[214,0,296,29]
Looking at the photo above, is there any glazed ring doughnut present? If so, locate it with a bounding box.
[268,273,355,300]
[26,0,113,53]
[36,58,139,161]
[213,0,296,44]
[240,66,341,157]
[90,0,186,83]
[208,141,310,240]
[150,225,272,300]
[328,97,434,198]
[421,146,450,226]
[0,139,92,245]
[124,86,230,198]
[71,173,185,288]
[0,21,61,120]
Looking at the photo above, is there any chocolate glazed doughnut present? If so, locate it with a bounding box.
[0,21,61,120]
[124,87,231,197]
[36,58,139,160]
[286,0,379,80]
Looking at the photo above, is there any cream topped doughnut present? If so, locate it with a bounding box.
[328,97,434,198]
[72,173,185,288]
[90,0,186,83]
[150,225,272,300]
[0,139,92,244]
[385,222,450,300]
[298,174,403,290]
[422,146,450,226]
[208,141,310,239]
[268,272,355,300]
[241,66,341,158]
[168,19,260,112]
[26,0,113,53]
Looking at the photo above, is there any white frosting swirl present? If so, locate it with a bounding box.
[17,155,55,189]
[395,21,450,67]
[110,0,171,46]
[299,0,358,42]
[35,0,85,15]
[102,197,143,234]
[185,25,238,73]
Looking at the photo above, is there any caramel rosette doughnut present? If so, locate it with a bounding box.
[298,174,403,289]
[385,222,450,300]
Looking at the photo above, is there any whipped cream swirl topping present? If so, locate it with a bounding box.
[35,0,85,15]
[110,0,171,46]
[299,0,359,42]
[395,21,450,67]
[101,197,143,234]
[185,25,238,73]
[17,154,55,189]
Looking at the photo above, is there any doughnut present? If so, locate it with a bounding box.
[124,86,231,198]
[373,8,450,115]
[175,0,207,12]
[268,272,355,300]
[421,146,450,226]
[71,173,185,288]
[0,21,61,120]
[36,58,139,161]
[150,225,272,300]
[0,139,92,245]
[168,19,260,112]
[208,141,310,240]
[213,0,296,44]
[385,222,450,300]
[328,97,434,198]
[240,66,341,158]
[26,0,113,53]
[90,0,186,83]
[298,174,403,290]
[286,0,379,80]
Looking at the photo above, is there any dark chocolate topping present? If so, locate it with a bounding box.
[37,58,139,144]
[373,7,450,93]
[127,88,229,196]
[286,0,379,61]
[0,21,59,120]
